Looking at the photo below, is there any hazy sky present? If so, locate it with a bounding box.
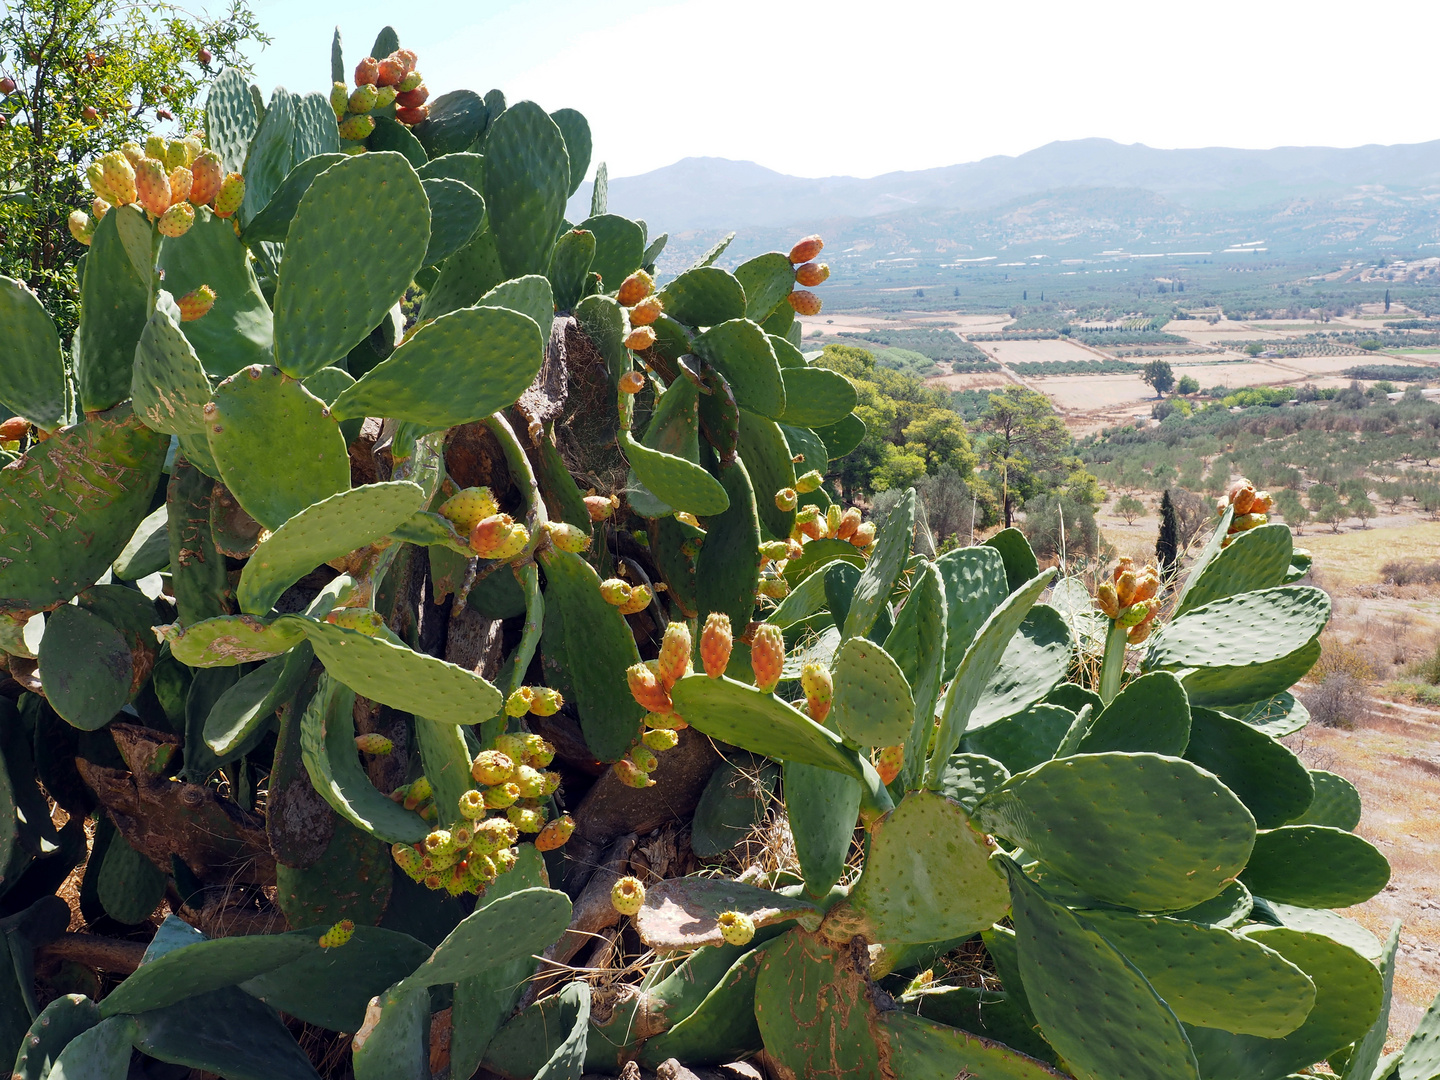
[242,0,1440,180]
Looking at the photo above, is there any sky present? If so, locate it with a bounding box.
[242,0,1440,181]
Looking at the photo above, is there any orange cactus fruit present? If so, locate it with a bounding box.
[789,234,824,263]
[700,612,733,677]
[627,662,673,713]
[656,622,693,688]
[750,624,785,694]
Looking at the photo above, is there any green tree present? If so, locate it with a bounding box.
[978,385,1097,528]
[816,345,976,500]
[1114,493,1146,525]
[1175,374,1199,396]
[1272,488,1308,534]
[1347,490,1376,529]
[0,0,267,328]
[1141,359,1175,397]
[1244,342,1264,357]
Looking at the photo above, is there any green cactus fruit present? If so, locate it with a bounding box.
[337,113,376,141]
[546,520,590,553]
[506,805,545,833]
[642,728,678,752]
[348,84,379,113]
[318,920,356,948]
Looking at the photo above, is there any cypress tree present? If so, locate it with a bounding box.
[1156,488,1179,581]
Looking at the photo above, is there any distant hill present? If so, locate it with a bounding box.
[564,138,1440,272]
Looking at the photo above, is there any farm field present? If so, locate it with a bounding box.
[974,338,1104,363]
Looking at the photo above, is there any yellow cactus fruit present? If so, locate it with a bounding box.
[483,782,521,809]
[505,687,533,717]
[471,750,515,786]
[528,687,563,717]
[440,486,499,533]
[801,662,833,725]
[611,875,646,915]
[520,732,556,767]
[618,370,646,394]
[599,578,633,606]
[616,269,655,307]
[354,733,393,755]
[775,487,798,512]
[546,520,591,553]
[318,920,355,948]
[506,804,546,833]
[642,727,679,752]
[457,789,486,820]
[618,583,652,615]
[167,165,193,206]
[717,910,755,946]
[629,294,664,326]
[585,494,618,521]
[624,326,657,351]
[645,710,688,731]
[758,577,789,599]
[157,201,195,237]
[1095,580,1120,620]
[67,210,95,245]
[656,622,693,689]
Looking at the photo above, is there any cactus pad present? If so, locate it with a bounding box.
[849,790,1007,944]
[332,305,544,429]
[1147,585,1329,673]
[483,101,570,278]
[483,979,591,1080]
[160,614,306,666]
[1240,825,1389,908]
[879,1010,1068,1080]
[73,208,150,413]
[274,152,430,377]
[0,276,66,427]
[421,177,487,267]
[239,153,345,244]
[960,703,1076,773]
[350,981,429,1080]
[12,994,101,1080]
[658,266,746,327]
[205,67,260,175]
[977,752,1256,912]
[38,605,132,730]
[577,214,644,287]
[736,411,797,539]
[132,302,214,435]
[692,319,786,419]
[969,604,1071,730]
[1288,769,1361,830]
[735,252,796,322]
[42,1014,136,1080]
[785,761,862,898]
[1176,523,1293,616]
[637,946,769,1068]
[207,366,350,530]
[403,886,571,988]
[1078,671,1191,755]
[100,931,317,1017]
[204,643,313,757]
[831,638,915,748]
[777,367,858,429]
[1183,708,1313,829]
[633,877,820,951]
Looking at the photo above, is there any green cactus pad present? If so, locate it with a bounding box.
[478,274,555,331]
[298,674,429,843]
[849,789,1007,944]
[1180,637,1323,710]
[885,565,948,788]
[96,829,165,924]
[157,206,275,380]
[351,981,429,1080]
[1078,671,1191,755]
[237,482,424,615]
[843,487,912,641]
[633,877,820,951]
[419,226,505,321]
[999,858,1202,1080]
[623,377,730,516]
[771,333,807,368]
[1077,909,1315,1036]
[970,604,1071,730]
[39,1013,135,1080]
[767,566,833,630]
[416,90,490,158]
[132,984,322,1080]
[831,638,915,748]
[242,926,433,1034]
[781,538,865,583]
[670,675,863,778]
[785,761,862,898]
[735,252,796,323]
[737,411,797,539]
[927,569,1056,787]
[977,752,1256,912]
[160,614,302,666]
[1400,989,1440,1080]
[418,151,486,188]
[72,208,150,413]
[813,412,867,462]
[1238,692,1310,738]
[0,406,165,609]
[777,367,859,429]
[692,319,786,419]
[332,305,545,430]
[1288,770,1361,830]
[483,101,570,278]
[37,605,131,730]
[692,754,779,858]
[1254,899,1381,959]
[131,301,213,437]
[1185,926,1383,1080]
[1147,585,1330,673]
[12,993,101,1080]
[637,946,768,1068]
[204,642,312,757]
[1175,523,1293,617]
[1184,708,1313,829]
[484,979,591,1080]
[205,67,260,175]
[754,930,887,1080]
[239,154,345,244]
[658,266,746,327]
[693,457,763,631]
[576,214,644,288]
[274,152,429,377]
[984,528,1040,593]
[366,118,426,169]
[421,177,487,267]
[549,228,595,310]
[537,546,645,760]
[935,752,1012,812]
[101,930,318,1017]
[1240,825,1389,908]
[0,277,66,427]
[207,366,349,530]
[166,457,232,622]
[1170,880,1254,928]
[401,886,571,989]
[880,1011,1068,1080]
[1342,923,1400,1080]
[275,814,392,931]
[933,545,1009,679]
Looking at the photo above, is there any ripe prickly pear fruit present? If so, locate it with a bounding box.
[1231,512,1267,533]
[520,733,556,767]
[213,172,244,218]
[1226,478,1257,516]
[758,577,789,599]
[701,612,732,677]
[338,114,376,141]
[392,844,426,880]
[440,485,499,533]
[1252,491,1274,514]
[100,151,137,205]
[600,578,632,607]
[330,81,349,117]
[355,56,380,85]
[547,520,591,553]
[775,487,798,512]
[167,166,192,206]
[376,55,405,87]
[68,210,95,245]
[348,84,379,113]
[512,766,546,799]
[876,745,904,786]
[657,622,693,689]
[611,876,646,915]
[835,507,862,540]
[535,814,575,852]
[0,417,29,441]
[92,197,109,222]
[801,662,833,724]
[134,157,170,216]
[393,49,419,75]
[354,733,393,755]
[189,150,222,206]
[505,688,533,717]
[789,235,824,263]
[176,285,216,323]
[1095,580,1120,620]
[157,201,194,237]
[164,141,189,171]
[627,663,673,713]
[1128,620,1156,645]
[618,583,652,615]
[470,514,528,559]
[751,624,785,694]
[457,789,486,820]
[645,710,687,731]
[630,745,659,773]
[629,295,664,326]
[483,782,521,809]
[585,494,617,522]
[396,85,429,109]
[796,505,824,540]
[395,105,429,125]
[422,873,444,891]
[642,728,679,752]
[529,687,563,717]
[624,326,657,351]
[319,920,355,948]
[619,370,646,394]
[617,269,655,307]
[1131,565,1160,604]
[717,910,755,946]
[398,69,423,93]
[507,805,545,833]
[788,290,822,316]
[794,262,830,287]
[471,750,515,786]
[614,757,654,788]
[120,143,146,168]
[850,521,877,548]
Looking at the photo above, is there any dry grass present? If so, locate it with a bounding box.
[1296,518,1440,589]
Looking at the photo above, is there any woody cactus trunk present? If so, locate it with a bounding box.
[0,20,1437,1080]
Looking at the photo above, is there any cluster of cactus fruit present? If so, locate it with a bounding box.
[3,18,1440,1080]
